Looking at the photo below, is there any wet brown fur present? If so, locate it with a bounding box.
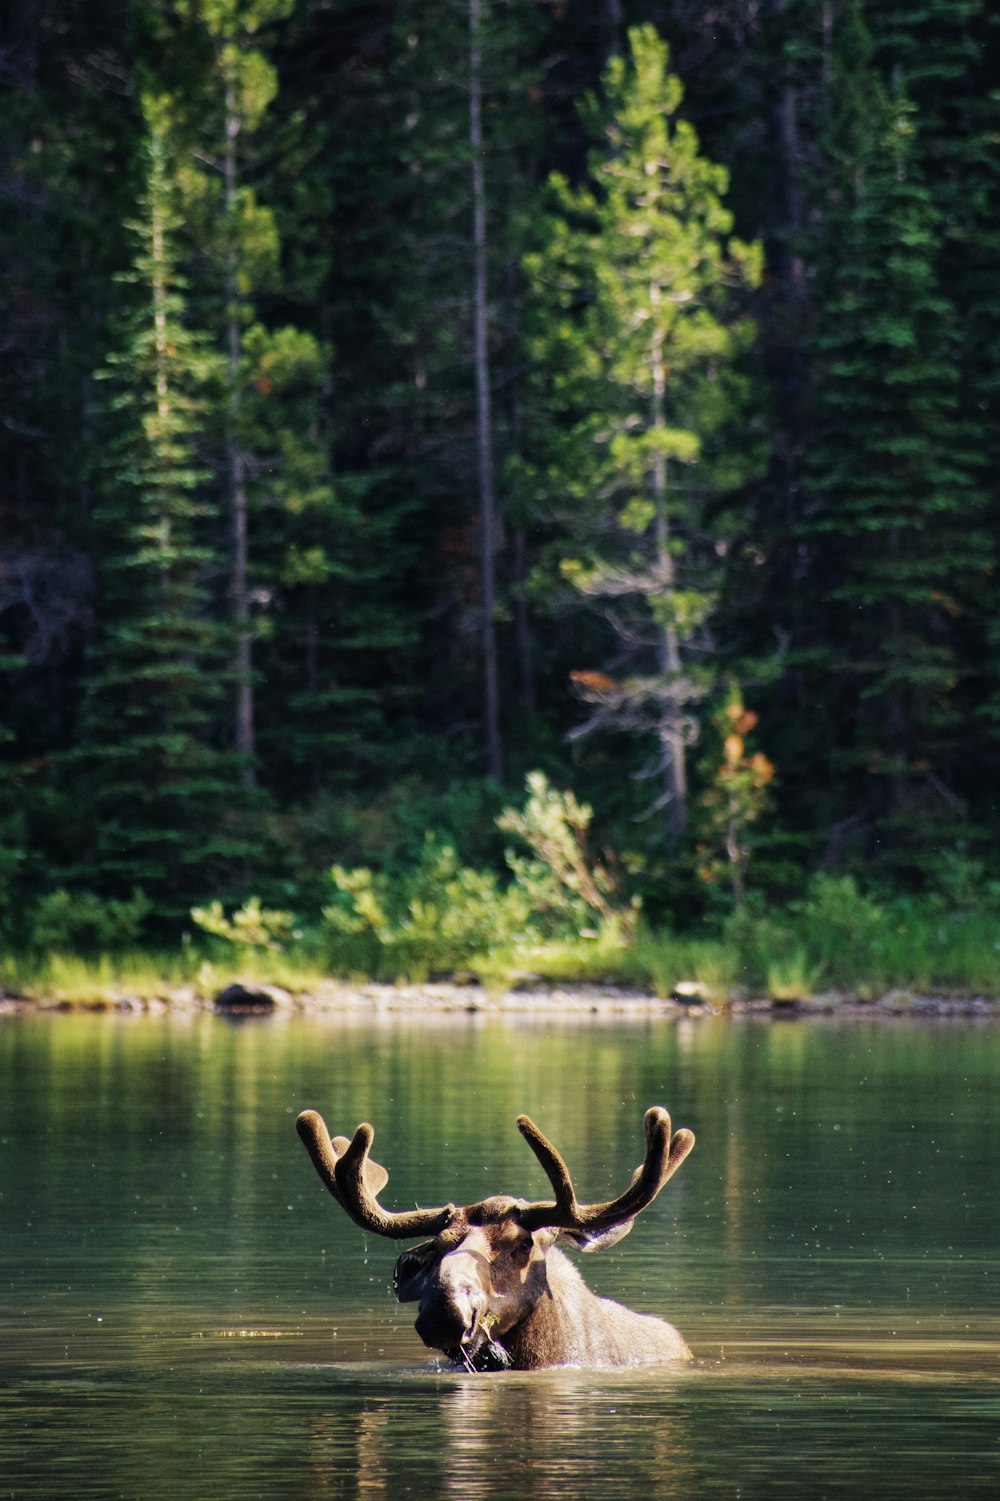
[499,1242,691,1369]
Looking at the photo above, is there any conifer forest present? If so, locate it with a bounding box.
[3,0,1000,974]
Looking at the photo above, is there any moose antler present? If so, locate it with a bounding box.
[515,1106,695,1235]
[296,1109,456,1239]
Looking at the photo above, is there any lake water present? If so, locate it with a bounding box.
[1,1007,998,1498]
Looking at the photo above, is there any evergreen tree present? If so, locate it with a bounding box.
[170,0,332,788]
[870,0,1000,760]
[5,0,1000,930]
[266,1,437,791]
[0,0,137,869]
[77,95,236,918]
[159,0,417,801]
[794,8,988,869]
[326,0,547,780]
[522,24,761,841]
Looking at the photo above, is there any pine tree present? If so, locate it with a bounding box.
[522,24,761,841]
[265,2,434,791]
[170,0,332,789]
[0,0,138,859]
[871,0,1000,761]
[795,8,989,868]
[323,0,547,781]
[77,95,237,918]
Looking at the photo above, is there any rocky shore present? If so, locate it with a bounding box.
[4,976,1000,1020]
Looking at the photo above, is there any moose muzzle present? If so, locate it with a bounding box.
[413,1247,489,1352]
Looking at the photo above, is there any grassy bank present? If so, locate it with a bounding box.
[5,877,1000,1008]
[8,782,1000,1010]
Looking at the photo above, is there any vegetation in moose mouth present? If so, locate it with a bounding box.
[446,1332,513,1373]
[442,1306,514,1372]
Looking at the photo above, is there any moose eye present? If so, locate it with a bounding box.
[510,1232,533,1264]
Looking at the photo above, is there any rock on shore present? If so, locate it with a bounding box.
[4,977,999,1020]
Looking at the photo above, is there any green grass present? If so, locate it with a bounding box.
[0,950,193,1007]
[5,888,1000,1007]
[474,894,1000,1002]
[764,949,826,1002]
[0,947,330,1007]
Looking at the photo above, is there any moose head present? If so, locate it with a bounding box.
[296,1104,695,1371]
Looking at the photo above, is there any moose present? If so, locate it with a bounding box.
[296,1104,695,1371]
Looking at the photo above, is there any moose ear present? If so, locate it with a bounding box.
[558,1219,635,1254]
[392,1240,439,1302]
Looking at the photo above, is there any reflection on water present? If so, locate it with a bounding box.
[5,1346,998,1500]
[1,1009,999,1498]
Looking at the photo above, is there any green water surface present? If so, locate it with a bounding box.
[1,1008,997,1498]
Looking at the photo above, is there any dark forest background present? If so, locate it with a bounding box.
[3,0,1000,948]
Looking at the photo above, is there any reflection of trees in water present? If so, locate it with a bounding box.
[441,1376,698,1500]
[302,1375,698,1499]
[306,1405,394,1499]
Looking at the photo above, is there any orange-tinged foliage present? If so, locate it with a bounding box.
[725,702,758,735]
[570,670,621,694]
[724,733,744,766]
[750,752,775,785]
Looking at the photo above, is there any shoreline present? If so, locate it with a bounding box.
[4,976,1000,1021]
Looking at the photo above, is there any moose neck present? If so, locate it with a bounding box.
[498,1246,691,1371]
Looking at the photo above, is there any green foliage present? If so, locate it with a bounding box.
[165,0,342,789]
[0,797,28,930]
[696,683,775,906]
[498,772,638,940]
[190,896,297,951]
[521,24,762,839]
[5,0,1000,956]
[718,871,1000,997]
[9,864,1000,1002]
[788,875,889,987]
[25,889,153,955]
[0,951,176,1008]
[764,949,826,1004]
[791,6,989,870]
[321,838,534,981]
[76,94,240,917]
[924,848,1000,911]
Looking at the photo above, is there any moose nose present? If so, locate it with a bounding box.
[415,1277,483,1351]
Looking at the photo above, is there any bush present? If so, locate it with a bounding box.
[26,888,153,953]
[191,896,298,952]
[321,837,536,980]
[498,772,639,941]
[789,874,888,989]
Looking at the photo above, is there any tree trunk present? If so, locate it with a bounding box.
[469,0,503,782]
[602,0,624,60]
[512,528,535,716]
[224,69,255,788]
[149,165,172,575]
[649,299,687,843]
[502,260,535,717]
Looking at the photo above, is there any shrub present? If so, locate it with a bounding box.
[696,682,775,907]
[498,772,639,941]
[721,895,796,989]
[789,874,888,988]
[26,887,153,953]
[191,896,298,951]
[321,837,535,980]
